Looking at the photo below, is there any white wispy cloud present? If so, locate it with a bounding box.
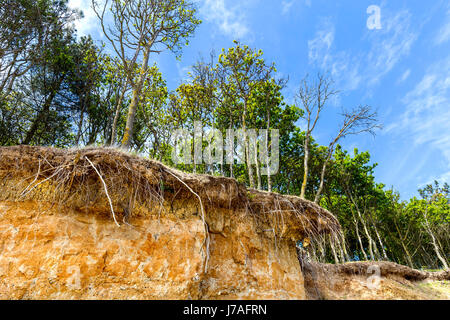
[307,19,334,65]
[389,57,450,185]
[200,0,249,39]
[365,9,417,86]
[397,69,411,84]
[307,19,362,91]
[281,1,294,15]
[68,0,100,37]
[434,9,450,45]
[307,9,417,92]
[399,59,450,156]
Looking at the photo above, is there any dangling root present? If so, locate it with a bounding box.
[85,156,120,228]
[166,170,211,274]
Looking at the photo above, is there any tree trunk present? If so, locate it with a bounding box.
[266,114,271,192]
[339,231,350,262]
[370,213,388,260]
[358,210,376,260]
[242,109,254,188]
[266,135,272,192]
[121,46,151,149]
[349,192,377,260]
[22,79,62,145]
[254,138,261,190]
[352,210,368,261]
[394,222,414,268]
[228,115,234,179]
[300,135,310,199]
[314,154,330,203]
[110,80,128,145]
[75,90,90,146]
[424,210,449,270]
[75,107,85,146]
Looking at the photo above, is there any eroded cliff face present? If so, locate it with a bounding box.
[0,146,338,300]
[0,200,304,299]
[2,146,444,300]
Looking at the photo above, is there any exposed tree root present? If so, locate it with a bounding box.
[85,156,120,227]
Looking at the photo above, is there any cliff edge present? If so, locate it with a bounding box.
[0,146,338,299]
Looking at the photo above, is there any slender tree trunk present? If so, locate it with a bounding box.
[348,192,377,260]
[314,154,330,203]
[242,109,254,188]
[352,210,368,260]
[266,137,272,192]
[254,139,261,190]
[76,91,90,146]
[266,114,271,192]
[110,80,128,145]
[22,81,62,145]
[246,144,254,188]
[0,51,20,93]
[370,213,388,260]
[358,210,376,260]
[339,231,350,262]
[395,222,414,268]
[300,135,310,199]
[75,108,85,146]
[121,46,151,149]
[230,161,234,178]
[424,210,449,270]
[229,115,234,179]
[402,244,414,268]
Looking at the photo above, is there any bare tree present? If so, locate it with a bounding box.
[296,73,338,199]
[92,0,200,149]
[314,105,381,203]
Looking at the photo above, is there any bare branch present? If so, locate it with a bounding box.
[314,105,382,203]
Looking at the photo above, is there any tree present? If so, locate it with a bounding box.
[170,67,216,172]
[133,65,169,153]
[247,78,292,191]
[0,1,82,146]
[412,182,450,269]
[68,36,110,145]
[314,105,381,203]
[216,41,276,188]
[92,0,201,148]
[323,147,383,261]
[109,59,132,146]
[19,4,79,145]
[0,0,80,101]
[296,73,338,199]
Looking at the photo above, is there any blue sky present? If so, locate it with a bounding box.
[68,0,450,200]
